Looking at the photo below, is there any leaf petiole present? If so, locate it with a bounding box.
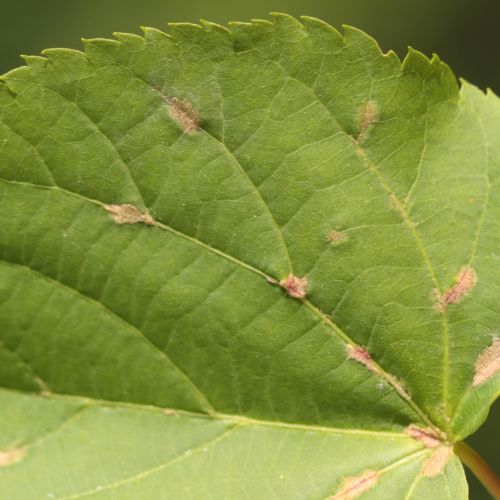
[454,441,500,499]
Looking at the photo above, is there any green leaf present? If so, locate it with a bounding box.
[0,13,498,499]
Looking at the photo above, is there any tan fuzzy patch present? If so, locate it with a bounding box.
[346,345,376,373]
[104,204,154,225]
[435,266,477,312]
[473,338,500,387]
[279,274,308,299]
[0,447,26,467]
[405,425,441,448]
[330,470,379,499]
[421,445,452,477]
[327,229,349,246]
[346,346,412,403]
[357,101,379,143]
[167,97,200,134]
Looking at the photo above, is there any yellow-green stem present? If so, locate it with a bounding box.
[454,441,500,499]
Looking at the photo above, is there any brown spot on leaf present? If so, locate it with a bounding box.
[346,345,376,372]
[104,204,154,225]
[279,274,308,299]
[346,345,412,403]
[435,266,477,312]
[357,101,379,143]
[0,447,26,467]
[405,424,442,448]
[167,97,200,134]
[327,229,349,246]
[473,338,500,387]
[421,445,452,477]
[330,470,379,499]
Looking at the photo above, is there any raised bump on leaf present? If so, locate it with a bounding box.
[421,446,452,477]
[327,229,349,246]
[104,204,154,225]
[435,266,477,312]
[346,345,376,373]
[405,424,442,448]
[330,470,379,499]
[472,338,500,387]
[357,101,378,143]
[279,274,308,299]
[0,447,26,467]
[166,97,200,134]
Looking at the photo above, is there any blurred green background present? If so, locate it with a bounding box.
[1,0,498,498]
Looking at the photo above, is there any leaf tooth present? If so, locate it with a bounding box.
[112,32,146,49]
[140,26,172,42]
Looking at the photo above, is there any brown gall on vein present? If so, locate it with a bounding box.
[104,204,154,225]
[356,100,379,144]
[421,445,453,477]
[326,229,349,246]
[405,424,442,448]
[473,337,500,387]
[434,266,477,312]
[346,345,375,373]
[329,470,379,500]
[166,97,200,134]
[405,425,451,477]
[279,274,308,299]
[0,447,27,467]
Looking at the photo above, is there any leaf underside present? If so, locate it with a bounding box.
[0,13,499,499]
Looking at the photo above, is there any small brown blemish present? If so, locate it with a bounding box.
[327,229,349,246]
[357,101,379,143]
[164,408,177,416]
[421,445,452,477]
[104,204,154,225]
[405,424,441,449]
[346,344,376,373]
[279,274,308,299]
[435,266,477,312]
[473,337,500,387]
[330,470,379,499]
[346,345,412,402]
[0,447,27,467]
[166,97,200,134]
